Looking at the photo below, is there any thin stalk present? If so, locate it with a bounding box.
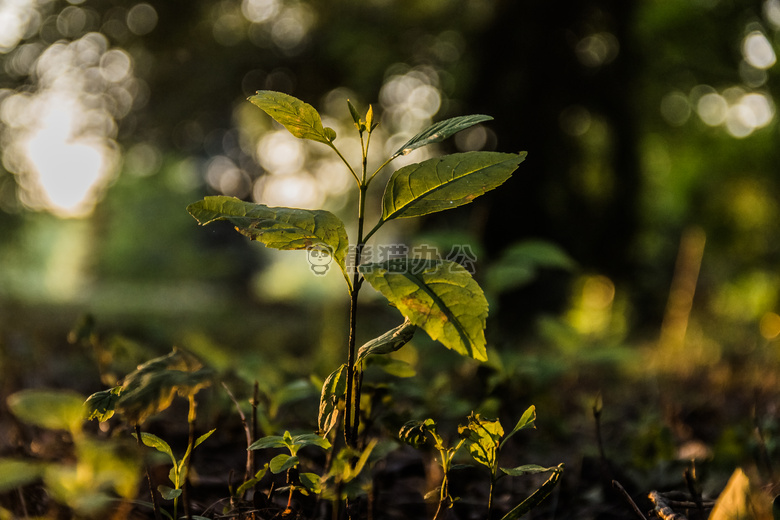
[135,424,162,520]
[344,182,367,448]
[183,394,196,520]
[366,155,395,186]
[329,143,360,187]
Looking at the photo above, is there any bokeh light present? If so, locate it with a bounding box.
[742,30,776,69]
[0,32,137,217]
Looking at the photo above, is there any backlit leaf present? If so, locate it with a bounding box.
[380,151,525,222]
[117,348,212,425]
[503,405,536,445]
[187,196,351,289]
[360,259,488,361]
[500,464,564,520]
[0,459,43,492]
[7,389,86,434]
[133,432,175,465]
[85,386,122,422]
[158,485,182,500]
[709,468,759,520]
[194,428,216,449]
[318,364,346,437]
[356,319,417,363]
[300,472,322,494]
[248,434,288,451]
[392,115,494,158]
[291,433,331,451]
[500,464,558,477]
[270,454,299,474]
[459,413,503,469]
[249,90,336,144]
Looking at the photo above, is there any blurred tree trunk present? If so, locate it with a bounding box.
[466,0,641,322]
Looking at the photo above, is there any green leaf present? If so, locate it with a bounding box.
[367,356,416,378]
[85,387,122,422]
[500,464,564,520]
[356,319,417,363]
[392,115,494,158]
[270,454,299,474]
[7,389,86,434]
[0,459,43,492]
[187,196,351,289]
[249,90,336,144]
[486,241,576,295]
[459,413,503,470]
[133,432,175,465]
[291,433,331,451]
[299,472,322,494]
[500,464,558,477]
[157,485,182,501]
[318,364,346,437]
[502,405,536,446]
[248,434,287,451]
[360,259,489,361]
[399,418,436,448]
[194,428,217,449]
[380,151,525,223]
[235,464,269,496]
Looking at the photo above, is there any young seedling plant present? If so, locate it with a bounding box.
[186,91,538,517]
[187,91,525,448]
[402,406,564,520]
[247,430,331,513]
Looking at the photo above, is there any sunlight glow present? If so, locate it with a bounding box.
[0,0,38,53]
[0,32,137,217]
[257,130,306,174]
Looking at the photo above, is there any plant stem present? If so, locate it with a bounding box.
[344,180,367,448]
[183,394,196,520]
[135,424,162,520]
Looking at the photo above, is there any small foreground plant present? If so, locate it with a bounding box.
[402,406,564,520]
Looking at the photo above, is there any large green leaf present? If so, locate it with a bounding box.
[359,258,488,361]
[187,196,351,289]
[248,90,336,144]
[392,115,494,158]
[380,151,526,222]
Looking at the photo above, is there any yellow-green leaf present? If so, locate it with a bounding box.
[7,389,86,434]
[249,90,336,144]
[359,259,488,361]
[380,151,525,222]
[187,196,351,290]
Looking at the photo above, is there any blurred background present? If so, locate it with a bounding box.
[2,0,780,490]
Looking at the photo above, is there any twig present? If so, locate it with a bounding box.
[649,490,689,520]
[223,382,253,484]
[684,465,705,520]
[17,487,28,519]
[613,480,647,520]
